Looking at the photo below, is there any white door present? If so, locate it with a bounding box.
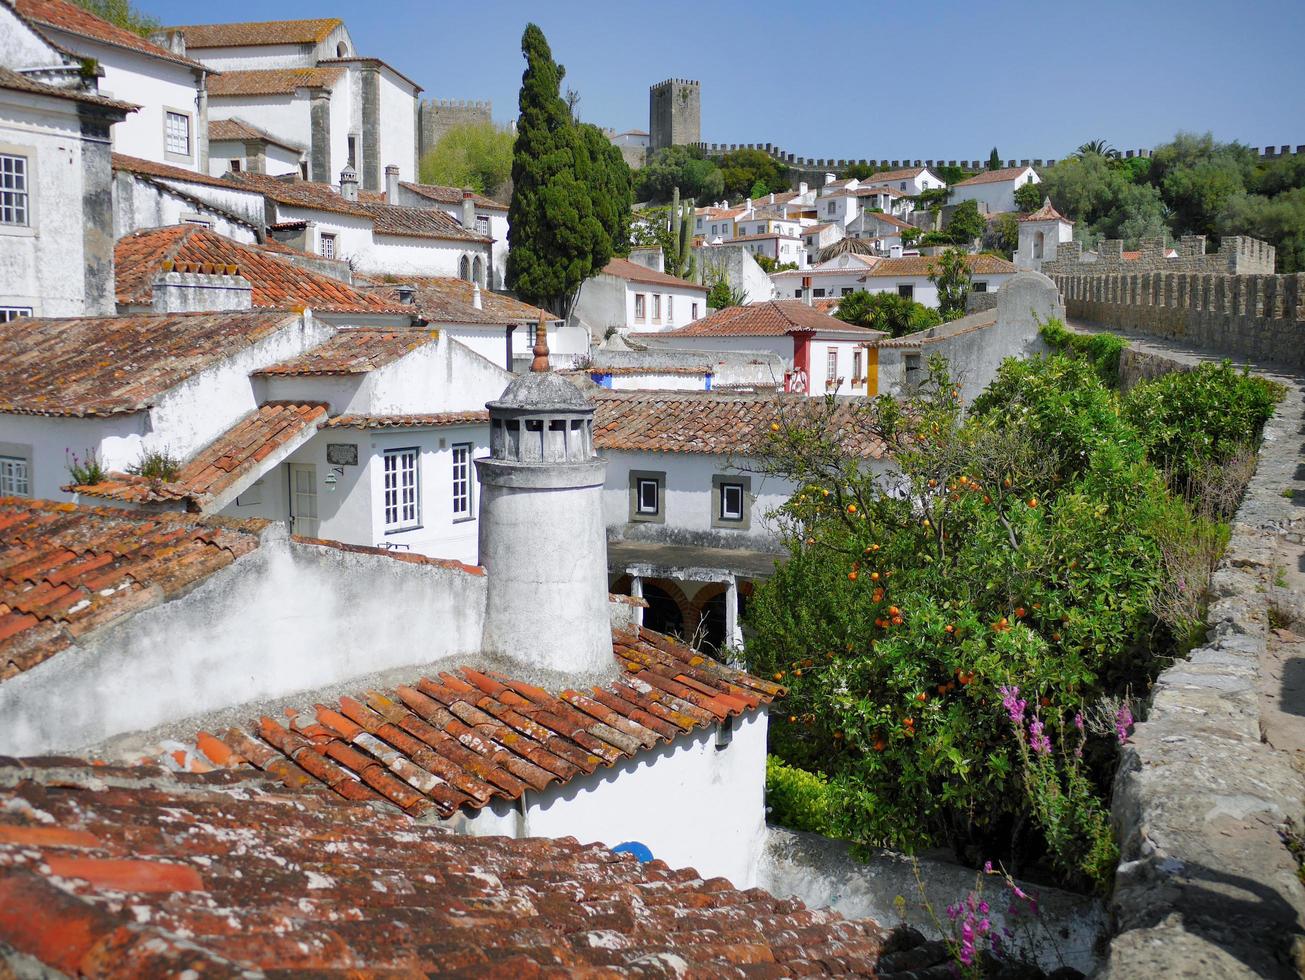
[288,463,319,537]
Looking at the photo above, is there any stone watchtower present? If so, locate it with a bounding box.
[475,328,611,674]
[649,78,700,151]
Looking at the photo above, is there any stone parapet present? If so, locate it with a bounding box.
[1054,269,1305,369]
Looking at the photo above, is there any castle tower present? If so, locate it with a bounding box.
[649,78,700,151]
[475,326,611,673]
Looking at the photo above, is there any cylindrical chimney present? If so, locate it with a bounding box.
[384,163,400,205]
[462,190,476,233]
[339,165,359,202]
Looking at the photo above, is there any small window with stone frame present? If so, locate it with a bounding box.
[0,153,29,226]
[628,470,665,523]
[0,307,32,322]
[711,474,751,530]
[0,454,29,496]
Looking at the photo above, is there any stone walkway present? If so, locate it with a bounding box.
[1068,319,1305,978]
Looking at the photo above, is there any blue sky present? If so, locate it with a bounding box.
[147,0,1305,160]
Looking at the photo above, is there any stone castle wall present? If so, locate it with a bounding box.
[1054,267,1305,369]
[418,98,492,160]
[649,79,700,152]
[1043,235,1277,277]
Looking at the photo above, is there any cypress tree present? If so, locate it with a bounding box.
[988,147,1002,171]
[507,25,615,317]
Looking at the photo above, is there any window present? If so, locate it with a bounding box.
[347,135,357,168]
[691,302,699,320]
[667,295,674,321]
[841,287,853,296]
[972,280,988,293]
[0,154,28,226]
[319,233,336,259]
[719,482,744,521]
[813,287,826,298]
[451,443,473,520]
[793,289,803,298]
[0,455,29,497]
[475,215,490,236]
[853,349,863,382]
[711,474,751,530]
[0,307,31,322]
[165,111,190,157]
[459,255,471,280]
[382,448,420,531]
[826,347,838,381]
[897,284,914,300]
[628,470,664,523]
[899,181,907,191]
[472,255,484,286]
[229,158,242,173]
[634,293,646,322]
[904,352,922,391]
[826,202,836,215]
[652,294,661,322]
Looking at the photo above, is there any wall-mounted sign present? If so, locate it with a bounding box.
[326,443,358,466]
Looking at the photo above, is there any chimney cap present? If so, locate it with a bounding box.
[339,165,358,182]
[530,312,550,372]
[384,163,400,175]
[462,189,474,200]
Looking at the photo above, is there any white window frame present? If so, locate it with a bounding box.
[0,307,32,322]
[719,481,744,521]
[319,232,336,259]
[0,454,30,497]
[475,215,490,236]
[636,477,659,514]
[634,293,646,322]
[0,147,33,233]
[451,442,473,521]
[628,470,665,524]
[164,109,192,162]
[826,347,838,381]
[382,447,421,532]
[652,293,662,323]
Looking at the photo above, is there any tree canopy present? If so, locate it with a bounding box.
[636,146,723,204]
[73,0,157,35]
[944,199,985,244]
[719,148,790,199]
[505,24,632,316]
[418,121,514,200]
[834,291,941,337]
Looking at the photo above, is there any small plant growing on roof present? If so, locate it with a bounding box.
[127,447,181,482]
[66,449,107,486]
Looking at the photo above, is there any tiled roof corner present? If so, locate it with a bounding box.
[658,300,882,338]
[168,17,344,48]
[14,0,211,70]
[602,257,708,292]
[254,328,439,376]
[0,499,266,681]
[206,67,345,98]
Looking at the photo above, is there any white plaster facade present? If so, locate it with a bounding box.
[572,262,708,336]
[772,253,882,300]
[111,169,259,242]
[949,165,1039,215]
[1015,209,1075,270]
[858,263,1018,309]
[393,184,508,290]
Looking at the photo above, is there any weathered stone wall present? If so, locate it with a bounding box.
[1100,348,1305,978]
[649,79,699,151]
[1055,269,1305,369]
[417,98,492,161]
[1043,235,1277,277]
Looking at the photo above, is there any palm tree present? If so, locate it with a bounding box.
[1076,139,1120,159]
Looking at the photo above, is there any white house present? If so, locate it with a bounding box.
[1015,197,1075,270]
[801,222,844,264]
[112,153,263,242]
[857,254,1020,307]
[231,167,494,282]
[857,165,945,196]
[390,179,509,289]
[14,0,211,172]
[771,252,882,301]
[207,116,304,177]
[0,1,134,318]
[732,232,806,268]
[694,203,744,242]
[846,209,913,253]
[949,165,1039,215]
[735,211,804,241]
[638,299,884,396]
[571,256,708,336]
[163,18,421,189]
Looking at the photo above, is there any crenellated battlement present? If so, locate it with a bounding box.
[1042,235,1277,277]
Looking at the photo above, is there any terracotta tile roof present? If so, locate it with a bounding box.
[0,499,265,681]
[321,411,490,429]
[114,225,409,314]
[1019,197,1073,223]
[953,166,1034,186]
[189,625,785,819]
[593,392,887,459]
[773,253,880,277]
[207,116,304,152]
[14,0,210,70]
[0,759,892,976]
[0,67,135,112]
[255,327,438,376]
[601,257,707,292]
[861,254,1019,278]
[860,167,929,183]
[207,67,344,97]
[396,180,507,211]
[658,300,882,338]
[0,309,296,417]
[166,17,342,48]
[291,535,483,575]
[852,186,906,198]
[226,172,490,242]
[111,152,245,191]
[358,276,551,325]
[67,403,328,506]
[856,211,912,231]
[730,232,801,243]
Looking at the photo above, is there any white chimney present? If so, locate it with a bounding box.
[768,192,775,204]
[462,190,476,232]
[824,172,836,185]
[384,163,400,205]
[472,284,482,309]
[799,181,808,195]
[890,244,903,258]
[339,165,358,202]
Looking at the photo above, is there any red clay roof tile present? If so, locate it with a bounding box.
[0,759,893,974]
[602,257,708,292]
[166,17,343,48]
[320,410,489,429]
[355,275,552,325]
[656,299,882,338]
[206,66,344,97]
[0,499,265,681]
[14,0,210,70]
[254,327,438,375]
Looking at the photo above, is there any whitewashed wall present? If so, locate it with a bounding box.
[208,93,313,159]
[186,42,315,72]
[862,271,1017,309]
[950,168,1038,215]
[378,67,417,182]
[623,281,708,332]
[112,172,258,242]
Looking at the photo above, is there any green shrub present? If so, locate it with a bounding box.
[746,353,1244,890]
[765,756,835,835]
[66,449,107,486]
[1038,319,1126,386]
[835,290,941,338]
[127,448,181,482]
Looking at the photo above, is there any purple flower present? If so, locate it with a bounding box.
[1073,712,1085,733]
[983,860,994,874]
[999,685,1027,727]
[946,903,960,921]
[1028,715,1052,755]
[977,900,989,915]
[1115,704,1134,744]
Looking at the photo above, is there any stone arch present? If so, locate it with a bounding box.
[459,254,471,281]
[336,40,349,57]
[609,575,696,640]
[472,255,484,287]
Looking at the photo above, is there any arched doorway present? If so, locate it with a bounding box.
[641,582,685,638]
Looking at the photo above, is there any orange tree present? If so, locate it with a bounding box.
[745,354,1200,887]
